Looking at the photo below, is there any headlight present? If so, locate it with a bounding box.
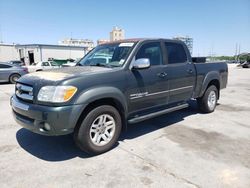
[37,86,77,103]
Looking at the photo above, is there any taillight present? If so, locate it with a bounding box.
[23,67,29,73]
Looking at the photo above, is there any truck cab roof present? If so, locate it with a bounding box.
[101,38,184,45]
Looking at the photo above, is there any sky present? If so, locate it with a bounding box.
[0,0,249,56]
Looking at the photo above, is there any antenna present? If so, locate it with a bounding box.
[0,24,3,43]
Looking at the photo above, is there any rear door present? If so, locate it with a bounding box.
[164,41,196,104]
[127,41,169,115]
[0,64,12,82]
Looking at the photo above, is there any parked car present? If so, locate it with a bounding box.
[242,61,250,68]
[11,38,228,154]
[0,62,28,84]
[8,60,25,66]
[89,55,112,65]
[61,59,80,67]
[26,61,60,72]
[62,56,112,67]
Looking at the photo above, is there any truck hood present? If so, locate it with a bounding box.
[18,66,112,86]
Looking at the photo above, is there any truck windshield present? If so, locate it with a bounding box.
[78,42,135,68]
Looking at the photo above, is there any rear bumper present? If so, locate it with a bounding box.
[11,95,86,136]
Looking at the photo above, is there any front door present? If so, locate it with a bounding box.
[126,41,169,116]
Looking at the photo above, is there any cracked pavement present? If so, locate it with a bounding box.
[0,64,250,188]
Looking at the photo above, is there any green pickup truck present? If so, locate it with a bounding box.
[11,38,228,155]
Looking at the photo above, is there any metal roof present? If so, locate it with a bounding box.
[14,44,88,49]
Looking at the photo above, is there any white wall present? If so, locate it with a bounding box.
[0,45,19,62]
[41,46,85,61]
[0,44,86,64]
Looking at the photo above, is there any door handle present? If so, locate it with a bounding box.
[157,72,168,78]
[187,69,193,74]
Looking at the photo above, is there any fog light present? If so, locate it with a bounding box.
[44,123,51,131]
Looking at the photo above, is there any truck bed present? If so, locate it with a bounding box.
[193,62,228,98]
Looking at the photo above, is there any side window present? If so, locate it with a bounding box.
[42,62,49,66]
[165,42,187,64]
[136,42,162,66]
[0,64,11,68]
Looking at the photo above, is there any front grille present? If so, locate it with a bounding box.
[15,83,34,103]
[13,110,34,125]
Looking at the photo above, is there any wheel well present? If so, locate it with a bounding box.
[207,79,220,98]
[9,73,20,81]
[74,98,126,133]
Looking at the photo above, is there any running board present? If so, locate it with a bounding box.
[128,103,189,124]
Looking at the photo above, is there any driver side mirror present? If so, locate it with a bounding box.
[132,58,150,69]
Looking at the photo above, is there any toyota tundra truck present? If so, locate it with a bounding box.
[11,39,228,155]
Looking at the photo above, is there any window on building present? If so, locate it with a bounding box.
[136,42,163,66]
[165,42,187,64]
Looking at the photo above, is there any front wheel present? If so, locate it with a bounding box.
[74,105,122,155]
[9,74,20,84]
[197,85,218,113]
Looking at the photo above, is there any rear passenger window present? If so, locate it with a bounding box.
[136,42,162,66]
[165,42,187,64]
[0,64,11,68]
[42,62,49,66]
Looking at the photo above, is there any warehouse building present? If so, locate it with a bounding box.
[0,43,87,65]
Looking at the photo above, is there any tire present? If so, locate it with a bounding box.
[9,74,21,84]
[197,85,218,113]
[74,105,122,155]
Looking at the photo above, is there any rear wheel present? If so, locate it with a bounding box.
[9,74,20,84]
[74,105,122,155]
[197,85,218,113]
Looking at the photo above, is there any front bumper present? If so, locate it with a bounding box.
[11,95,86,136]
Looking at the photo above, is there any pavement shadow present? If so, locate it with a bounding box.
[120,100,199,140]
[16,129,92,161]
[16,100,199,161]
[0,82,11,85]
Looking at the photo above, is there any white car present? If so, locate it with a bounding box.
[26,61,60,72]
[61,59,80,67]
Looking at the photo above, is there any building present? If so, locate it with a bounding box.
[173,36,193,55]
[97,39,110,45]
[58,38,94,50]
[0,43,87,65]
[110,26,125,41]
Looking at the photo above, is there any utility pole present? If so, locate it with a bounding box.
[237,44,241,63]
[238,44,241,57]
[0,24,3,43]
[235,43,238,62]
[69,31,72,59]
